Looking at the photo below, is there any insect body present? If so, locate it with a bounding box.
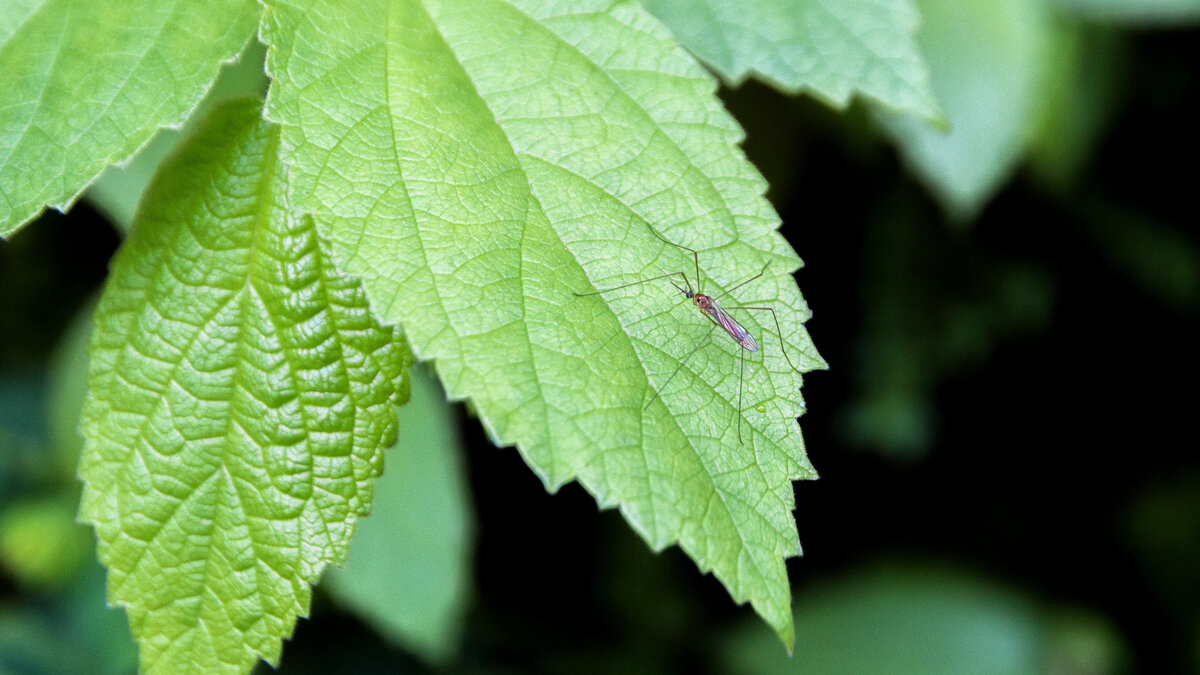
[672,281,757,352]
[575,226,803,444]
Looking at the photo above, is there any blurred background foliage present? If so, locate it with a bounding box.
[1,1,1198,673]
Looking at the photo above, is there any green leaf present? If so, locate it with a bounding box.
[86,40,270,233]
[79,98,411,674]
[875,0,1054,220]
[0,0,261,237]
[1053,0,1200,24]
[642,0,945,124]
[325,364,473,664]
[262,0,822,648]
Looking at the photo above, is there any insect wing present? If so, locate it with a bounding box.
[703,299,758,352]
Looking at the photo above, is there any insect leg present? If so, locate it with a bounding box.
[727,305,805,373]
[713,263,769,301]
[644,324,716,410]
[645,225,703,294]
[738,347,746,445]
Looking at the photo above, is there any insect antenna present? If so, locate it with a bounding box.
[668,279,692,298]
[573,271,691,297]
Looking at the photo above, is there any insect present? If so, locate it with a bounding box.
[574,226,803,444]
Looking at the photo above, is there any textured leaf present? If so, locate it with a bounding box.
[85,40,270,233]
[262,0,822,647]
[325,364,473,664]
[642,0,944,123]
[78,99,411,674]
[875,0,1053,220]
[0,0,260,237]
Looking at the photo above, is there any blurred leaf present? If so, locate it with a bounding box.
[1046,609,1129,675]
[0,372,54,496]
[1027,26,1125,192]
[45,296,95,479]
[0,0,261,237]
[0,561,136,675]
[0,609,65,675]
[0,429,36,498]
[876,0,1053,220]
[86,41,269,233]
[642,0,945,124]
[1053,0,1200,24]
[841,388,933,458]
[79,100,412,674]
[722,565,1043,674]
[1122,470,1200,614]
[842,197,1053,457]
[325,364,474,664]
[0,371,45,442]
[263,0,822,647]
[1084,205,1200,311]
[0,494,90,589]
[721,563,1125,675]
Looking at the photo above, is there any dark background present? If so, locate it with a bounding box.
[1,23,1196,675]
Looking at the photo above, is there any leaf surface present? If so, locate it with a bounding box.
[79,98,411,674]
[642,0,944,123]
[262,0,822,646]
[85,40,270,233]
[0,0,260,236]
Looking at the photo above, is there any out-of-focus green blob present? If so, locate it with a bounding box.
[877,0,1053,221]
[642,0,945,124]
[1054,0,1200,24]
[325,364,474,665]
[1085,207,1200,311]
[0,561,136,675]
[0,496,90,589]
[842,196,1054,459]
[720,562,1126,675]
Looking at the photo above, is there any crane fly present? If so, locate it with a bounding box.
[574,226,804,444]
